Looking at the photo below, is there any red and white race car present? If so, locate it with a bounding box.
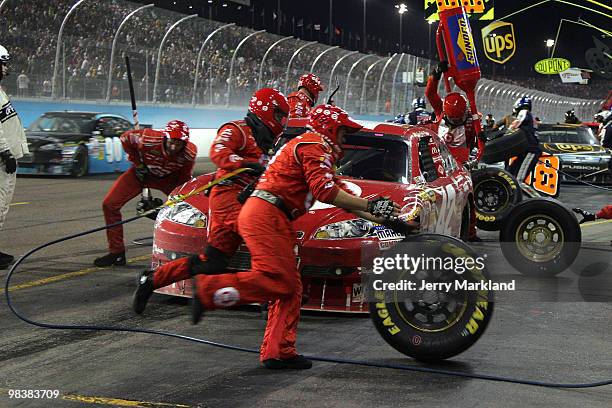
[152,118,474,313]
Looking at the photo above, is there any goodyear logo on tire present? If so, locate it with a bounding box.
[481,21,516,64]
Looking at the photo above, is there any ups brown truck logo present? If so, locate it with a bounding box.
[481,21,516,64]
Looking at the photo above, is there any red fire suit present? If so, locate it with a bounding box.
[103,129,196,254]
[425,76,481,240]
[597,205,612,219]
[287,91,315,118]
[193,132,345,361]
[425,77,479,165]
[153,121,266,289]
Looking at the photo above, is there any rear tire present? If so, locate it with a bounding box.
[472,168,522,231]
[369,234,494,362]
[71,145,89,177]
[482,128,529,164]
[500,198,581,276]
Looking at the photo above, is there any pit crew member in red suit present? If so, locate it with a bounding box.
[93,120,196,267]
[189,105,401,370]
[132,88,290,313]
[425,60,484,242]
[287,73,324,118]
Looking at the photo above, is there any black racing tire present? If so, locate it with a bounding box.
[482,128,529,164]
[472,168,522,231]
[500,198,581,277]
[369,234,494,362]
[71,145,89,177]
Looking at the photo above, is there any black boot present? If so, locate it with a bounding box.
[191,277,205,325]
[262,355,313,370]
[0,251,15,269]
[93,252,126,267]
[572,208,596,224]
[132,270,154,314]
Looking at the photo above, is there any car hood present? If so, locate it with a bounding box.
[174,174,420,235]
[541,142,608,155]
[26,132,87,149]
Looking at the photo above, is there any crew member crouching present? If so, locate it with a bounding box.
[93,120,196,267]
[287,73,324,118]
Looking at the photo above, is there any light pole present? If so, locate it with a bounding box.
[545,39,555,58]
[363,0,367,52]
[428,19,433,58]
[395,3,407,53]
[329,0,333,45]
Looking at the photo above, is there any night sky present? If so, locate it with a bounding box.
[145,0,611,80]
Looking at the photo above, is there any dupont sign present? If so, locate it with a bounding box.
[534,58,571,75]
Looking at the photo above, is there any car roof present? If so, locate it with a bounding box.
[286,117,415,141]
[44,111,129,120]
[538,123,587,130]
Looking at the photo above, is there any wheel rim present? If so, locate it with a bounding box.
[515,214,565,263]
[393,271,468,333]
[475,179,510,214]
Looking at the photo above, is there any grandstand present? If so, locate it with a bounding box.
[0,0,605,122]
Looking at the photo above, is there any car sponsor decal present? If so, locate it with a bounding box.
[373,225,405,241]
[543,143,598,153]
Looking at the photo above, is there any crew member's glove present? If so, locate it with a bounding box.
[134,163,149,183]
[463,159,478,171]
[432,60,449,80]
[572,208,596,224]
[243,162,266,176]
[137,197,164,220]
[0,150,17,174]
[367,197,399,219]
[384,218,419,235]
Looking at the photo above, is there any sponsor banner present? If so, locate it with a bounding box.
[534,58,571,75]
[481,21,516,64]
[559,68,589,84]
[447,11,479,72]
[425,0,494,22]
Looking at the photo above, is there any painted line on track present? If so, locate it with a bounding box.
[580,219,612,228]
[6,255,150,292]
[9,201,30,207]
[0,389,190,408]
[60,393,191,407]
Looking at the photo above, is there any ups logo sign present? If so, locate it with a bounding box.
[481,21,516,64]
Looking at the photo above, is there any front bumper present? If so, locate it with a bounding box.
[152,221,385,313]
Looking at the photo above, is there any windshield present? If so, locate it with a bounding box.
[337,134,408,182]
[538,126,598,145]
[27,114,94,134]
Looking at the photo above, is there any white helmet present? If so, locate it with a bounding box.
[0,45,9,62]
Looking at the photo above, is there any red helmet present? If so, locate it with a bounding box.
[164,120,189,141]
[248,88,289,137]
[298,73,324,102]
[443,93,468,126]
[308,104,362,146]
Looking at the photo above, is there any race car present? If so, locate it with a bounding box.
[152,118,474,313]
[537,123,611,184]
[17,111,136,176]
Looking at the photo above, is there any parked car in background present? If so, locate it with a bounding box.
[17,111,138,176]
[538,123,611,184]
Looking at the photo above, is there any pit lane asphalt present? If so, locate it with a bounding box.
[1,161,610,408]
